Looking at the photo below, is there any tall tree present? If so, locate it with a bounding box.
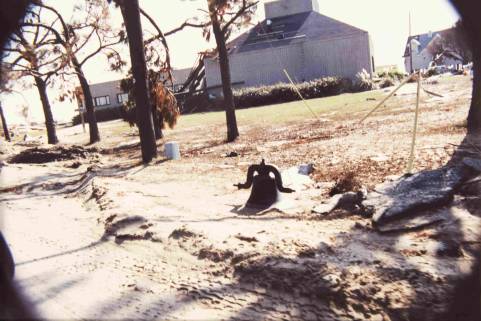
[2,14,69,144]
[449,0,481,135]
[35,0,125,144]
[205,0,257,142]
[113,0,157,163]
[117,8,198,140]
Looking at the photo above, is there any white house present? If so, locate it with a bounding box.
[403,29,464,72]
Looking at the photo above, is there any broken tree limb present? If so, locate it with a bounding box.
[422,87,444,98]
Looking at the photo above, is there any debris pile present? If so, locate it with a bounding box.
[362,158,481,230]
[9,145,97,164]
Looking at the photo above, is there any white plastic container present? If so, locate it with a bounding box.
[164,141,181,160]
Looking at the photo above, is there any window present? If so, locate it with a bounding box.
[94,95,110,106]
[117,93,129,104]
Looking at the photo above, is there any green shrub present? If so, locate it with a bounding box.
[233,77,353,109]
[72,106,123,125]
[376,69,406,81]
[177,76,371,114]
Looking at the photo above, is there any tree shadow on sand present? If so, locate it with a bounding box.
[113,134,481,321]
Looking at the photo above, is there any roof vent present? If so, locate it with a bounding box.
[428,30,433,38]
[264,0,319,19]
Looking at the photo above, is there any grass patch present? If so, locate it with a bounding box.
[177,90,384,129]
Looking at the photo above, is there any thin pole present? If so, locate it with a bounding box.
[409,12,413,72]
[283,69,322,121]
[407,71,422,173]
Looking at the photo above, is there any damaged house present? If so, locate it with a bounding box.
[403,29,465,72]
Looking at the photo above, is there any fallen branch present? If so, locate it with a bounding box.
[422,87,444,98]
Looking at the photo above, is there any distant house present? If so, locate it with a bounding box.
[76,68,191,111]
[204,0,375,95]
[403,29,463,72]
[75,80,128,111]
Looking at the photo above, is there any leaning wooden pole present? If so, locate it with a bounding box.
[407,71,422,173]
[360,73,415,123]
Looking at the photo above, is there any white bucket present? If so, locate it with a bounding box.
[165,141,181,160]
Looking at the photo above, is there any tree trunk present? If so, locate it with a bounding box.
[120,0,157,163]
[34,76,58,144]
[467,46,481,134]
[152,107,163,140]
[0,103,11,142]
[72,56,100,144]
[209,6,239,142]
[449,0,481,135]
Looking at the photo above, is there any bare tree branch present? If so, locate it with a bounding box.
[164,20,210,37]
[221,0,258,33]
[139,7,173,84]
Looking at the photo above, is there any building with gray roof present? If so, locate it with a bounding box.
[204,0,375,94]
[75,68,191,111]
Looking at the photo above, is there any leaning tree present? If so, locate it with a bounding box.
[205,0,258,142]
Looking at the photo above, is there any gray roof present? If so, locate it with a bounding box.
[403,29,452,57]
[227,11,367,55]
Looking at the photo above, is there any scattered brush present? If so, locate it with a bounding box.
[379,77,395,88]
[329,170,362,196]
[152,82,180,129]
[9,145,96,164]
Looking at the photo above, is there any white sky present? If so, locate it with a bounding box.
[1,0,459,125]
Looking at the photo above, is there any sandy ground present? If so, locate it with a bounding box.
[1,74,481,321]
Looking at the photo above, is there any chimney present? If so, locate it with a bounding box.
[264,0,319,19]
[428,30,433,38]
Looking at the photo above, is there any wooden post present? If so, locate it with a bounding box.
[407,71,422,173]
[409,12,414,74]
[283,69,322,121]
